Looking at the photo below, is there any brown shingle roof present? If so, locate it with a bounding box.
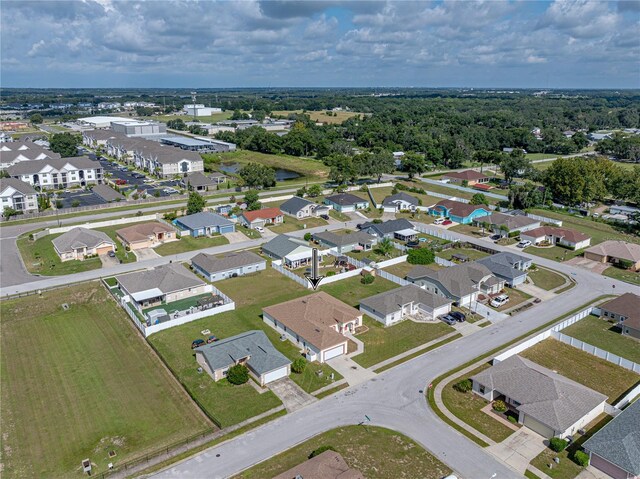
[443,170,489,181]
[585,241,640,263]
[116,221,174,244]
[601,293,640,330]
[272,450,365,479]
[263,292,360,350]
[523,226,590,244]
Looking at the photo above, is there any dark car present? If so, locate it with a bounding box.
[131,173,146,179]
[489,234,501,241]
[107,250,116,258]
[449,311,466,322]
[320,214,330,220]
[440,314,457,326]
[191,339,205,349]
[206,335,218,344]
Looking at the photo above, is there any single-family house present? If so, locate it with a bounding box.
[599,293,640,340]
[262,234,319,268]
[429,199,491,225]
[116,221,177,250]
[475,212,541,237]
[0,178,39,214]
[191,251,266,282]
[582,399,640,479]
[279,196,331,219]
[263,292,363,363]
[359,285,452,326]
[182,171,226,192]
[324,193,369,213]
[584,241,640,271]
[174,212,235,237]
[52,227,116,261]
[115,263,208,309]
[272,450,364,479]
[382,192,420,211]
[195,330,291,386]
[238,207,284,229]
[471,355,607,439]
[358,218,418,241]
[407,262,505,306]
[442,170,490,186]
[313,230,377,254]
[520,226,591,250]
[476,252,532,287]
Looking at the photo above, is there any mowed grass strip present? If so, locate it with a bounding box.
[0,282,207,479]
[519,338,640,402]
[562,315,640,363]
[527,267,567,291]
[233,426,451,479]
[153,234,229,256]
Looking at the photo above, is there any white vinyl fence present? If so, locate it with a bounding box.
[614,383,640,409]
[376,268,410,286]
[271,261,310,289]
[435,256,456,267]
[526,213,563,226]
[413,224,461,243]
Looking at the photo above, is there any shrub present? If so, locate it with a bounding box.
[549,437,568,452]
[361,274,375,284]
[492,400,507,412]
[291,357,307,374]
[372,218,383,224]
[227,364,249,385]
[308,445,336,459]
[508,415,517,424]
[573,450,589,467]
[508,230,521,238]
[304,232,312,241]
[326,271,336,277]
[453,379,472,393]
[617,259,634,270]
[407,248,435,265]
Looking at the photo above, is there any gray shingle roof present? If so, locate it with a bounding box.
[325,193,368,206]
[280,196,315,215]
[472,355,607,433]
[262,234,310,259]
[359,218,414,236]
[360,284,451,315]
[0,177,38,195]
[116,263,204,295]
[52,227,114,253]
[407,262,496,297]
[92,184,125,202]
[184,171,224,187]
[313,230,376,247]
[475,212,540,231]
[196,330,291,376]
[476,252,530,281]
[582,399,640,475]
[191,251,265,275]
[7,156,101,175]
[175,212,234,231]
[382,192,419,207]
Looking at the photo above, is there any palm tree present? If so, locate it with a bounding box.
[376,237,394,258]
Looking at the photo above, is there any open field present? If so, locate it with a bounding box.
[562,314,640,363]
[319,274,399,308]
[153,234,229,255]
[353,316,453,368]
[269,214,328,234]
[0,282,207,479]
[271,109,365,125]
[437,247,490,262]
[520,338,639,402]
[149,111,233,123]
[234,425,451,479]
[527,267,567,290]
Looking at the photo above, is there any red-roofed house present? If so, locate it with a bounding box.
[238,207,284,229]
[442,170,490,186]
[520,226,591,250]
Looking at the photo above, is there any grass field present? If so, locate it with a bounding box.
[234,426,451,479]
[520,338,639,402]
[436,247,490,262]
[562,315,640,363]
[441,363,516,443]
[269,215,328,234]
[0,282,207,478]
[353,316,453,368]
[527,267,567,290]
[271,109,364,125]
[319,274,399,308]
[602,265,640,286]
[151,111,233,123]
[153,234,229,255]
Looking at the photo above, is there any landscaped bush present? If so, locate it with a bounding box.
[227,364,249,385]
[617,259,634,270]
[326,271,336,277]
[308,445,336,459]
[549,437,568,452]
[573,450,589,467]
[292,357,307,374]
[361,274,375,284]
[453,379,472,393]
[492,400,507,412]
[508,230,521,238]
[508,415,517,424]
[407,248,435,265]
[304,232,312,241]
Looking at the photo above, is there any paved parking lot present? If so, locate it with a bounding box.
[56,190,107,208]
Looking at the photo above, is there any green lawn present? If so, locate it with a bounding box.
[328,208,351,222]
[346,245,405,263]
[154,234,229,255]
[495,287,532,312]
[602,265,640,286]
[271,109,364,125]
[441,363,516,443]
[0,282,207,479]
[383,261,424,278]
[527,267,567,291]
[520,338,640,402]
[236,224,262,239]
[449,223,489,237]
[234,426,451,479]
[152,111,233,123]
[562,315,640,363]
[352,316,453,368]
[437,247,490,262]
[527,153,559,161]
[523,244,582,262]
[319,274,399,308]
[269,215,328,234]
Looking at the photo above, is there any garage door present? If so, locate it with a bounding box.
[96,245,113,255]
[523,414,554,438]
[323,344,345,361]
[263,366,289,384]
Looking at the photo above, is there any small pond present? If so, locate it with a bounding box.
[219,162,301,181]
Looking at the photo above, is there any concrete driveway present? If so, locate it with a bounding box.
[99,253,120,268]
[327,355,376,385]
[133,248,160,261]
[487,428,547,474]
[566,256,609,274]
[267,378,316,412]
[223,231,250,244]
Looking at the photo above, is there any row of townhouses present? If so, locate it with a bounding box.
[6,156,103,190]
[0,141,61,169]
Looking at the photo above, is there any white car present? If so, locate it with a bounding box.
[434,217,446,225]
[254,226,264,233]
[490,294,510,308]
[517,240,532,248]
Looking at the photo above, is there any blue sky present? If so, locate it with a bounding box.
[1,0,639,89]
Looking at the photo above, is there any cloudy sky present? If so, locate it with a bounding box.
[1,0,639,89]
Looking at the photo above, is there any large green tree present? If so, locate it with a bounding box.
[402,153,427,179]
[186,191,206,215]
[49,132,81,158]
[243,189,261,210]
[238,163,276,188]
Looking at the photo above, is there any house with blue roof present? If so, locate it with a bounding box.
[174,211,235,237]
[429,199,491,224]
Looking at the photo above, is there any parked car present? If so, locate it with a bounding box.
[517,240,531,248]
[440,314,457,326]
[107,250,116,258]
[206,335,218,344]
[449,311,466,322]
[434,217,446,225]
[490,294,510,308]
[255,226,265,233]
[320,214,330,220]
[442,220,453,225]
[489,234,501,241]
[132,173,146,179]
[191,339,205,349]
